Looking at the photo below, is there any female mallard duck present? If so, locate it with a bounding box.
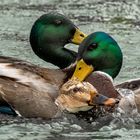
[75,74,140,122]
[0,62,116,119]
[30,12,87,69]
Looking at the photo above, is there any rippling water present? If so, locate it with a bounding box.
[0,0,140,139]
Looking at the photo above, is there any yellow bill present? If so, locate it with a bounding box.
[71,59,94,81]
[71,28,87,45]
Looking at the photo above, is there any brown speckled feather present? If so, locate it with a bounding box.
[0,56,67,99]
[0,77,59,119]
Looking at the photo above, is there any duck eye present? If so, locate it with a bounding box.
[87,43,98,51]
[55,20,62,25]
[73,87,80,92]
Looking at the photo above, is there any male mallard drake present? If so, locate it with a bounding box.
[0,62,116,119]
[30,12,87,69]
[71,32,123,98]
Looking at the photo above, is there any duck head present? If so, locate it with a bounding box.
[55,78,117,113]
[30,12,87,68]
[71,32,123,80]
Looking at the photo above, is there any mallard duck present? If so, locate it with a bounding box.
[70,31,123,98]
[72,31,123,80]
[70,31,140,115]
[30,12,87,69]
[0,62,117,119]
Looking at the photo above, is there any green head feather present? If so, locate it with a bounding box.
[77,32,123,79]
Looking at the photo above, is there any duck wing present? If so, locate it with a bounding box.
[115,78,140,92]
[0,76,59,119]
[0,56,66,98]
[85,71,119,98]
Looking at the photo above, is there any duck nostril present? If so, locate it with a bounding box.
[80,34,85,37]
[115,99,120,104]
[96,94,99,97]
[78,67,82,70]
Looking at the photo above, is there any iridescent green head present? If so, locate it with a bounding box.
[72,32,123,80]
[30,12,86,68]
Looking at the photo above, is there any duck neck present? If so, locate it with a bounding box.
[30,28,76,68]
[34,43,76,68]
[95,47,123,79]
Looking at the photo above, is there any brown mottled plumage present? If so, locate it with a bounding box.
[0,56,140,119]
[0,56,66,118]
